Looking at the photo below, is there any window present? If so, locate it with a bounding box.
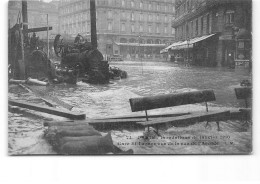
[172,28,175,35]
[156,25,159,33]
[149,14,152,21]
[190,21,193,37]
[186,23,189,38]
[140,1,143,9]
[206,14,210,33]
[236,40,251,60]
[122,0,125,7]
[121,23,125,31]
[201,16,204,35]
[225,10,234,24]
[122,12,126,19]
[140,24,143,32]
[108,22,112,30]
[164,26,168,34]
[131,0,134,8]
[131,24,135,32]
[140,14,143,21]
[148,25,152,33]
[149,3,151,10]
[131,13,134,21]
[87,23,90,32]
[195,19,198,36]
[157,3,159,11]
[164,15,167,23]
[108,11,112,18]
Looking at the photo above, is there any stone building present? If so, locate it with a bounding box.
[163,0,251,67]
[8,0,59,40]
[58,0,176,60]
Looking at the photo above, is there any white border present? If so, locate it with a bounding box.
[1,0,260,184]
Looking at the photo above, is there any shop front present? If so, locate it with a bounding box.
[161,34,218,66]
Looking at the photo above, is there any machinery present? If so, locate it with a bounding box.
[53,34,110,84]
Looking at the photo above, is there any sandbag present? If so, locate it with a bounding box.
[56,128,101,137]
[58,132,114,155]
[48,124,96,131]
[44,125,101,147]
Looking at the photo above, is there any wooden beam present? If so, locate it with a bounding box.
[129,90,216,112]
[44,118,148,127]
[90,0,97,48]
[21,84,74,110]
[44,113,191,127]
[136,110,230,126]
[94,112,191,120]
[24,26,52,34]
[19,84,56,108]
[8,100,85,120]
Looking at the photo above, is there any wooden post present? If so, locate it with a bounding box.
[145,110,149,121]
[18,20,26,79]
[20,0,28,79]
[90,0,97,49]
[22,1,28,43]
[205,102,208,112]
[47,14,49,58]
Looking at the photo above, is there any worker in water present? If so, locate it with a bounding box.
[228,52,235,69]
[30,32,38,51]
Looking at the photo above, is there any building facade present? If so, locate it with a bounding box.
[167,0,251,67]
[58,0,176,60]
[8,0,59,40]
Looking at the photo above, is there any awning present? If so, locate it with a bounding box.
[160,33,216,53]
[160,41,183,53]
[115,42,166,47]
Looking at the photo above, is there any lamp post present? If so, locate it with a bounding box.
[139,33,144,74]
[186,37,190,66]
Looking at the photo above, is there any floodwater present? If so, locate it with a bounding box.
[8,61,252,155]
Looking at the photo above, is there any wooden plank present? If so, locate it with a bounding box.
[129,90,216,112]
[19,84,56,107]
[44,118,155,126]
[44,113,191,127]
[136,110,230,126]
[24,26,52,34]
[8,100,85,120]
[95,112,191,120]
[235,87,252,99]
[22,84,74,110]
[239,108,252,114]
[9,79,27,84]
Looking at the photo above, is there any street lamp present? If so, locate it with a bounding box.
[139,33,144,74]
[186,37,190,66]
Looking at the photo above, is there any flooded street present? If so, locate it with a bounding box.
[8,61,252,155]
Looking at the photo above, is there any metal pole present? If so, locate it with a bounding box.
[187,37,190,66]
[47,14,49,58]
[139,35,143,74]
[90,0,98,49]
